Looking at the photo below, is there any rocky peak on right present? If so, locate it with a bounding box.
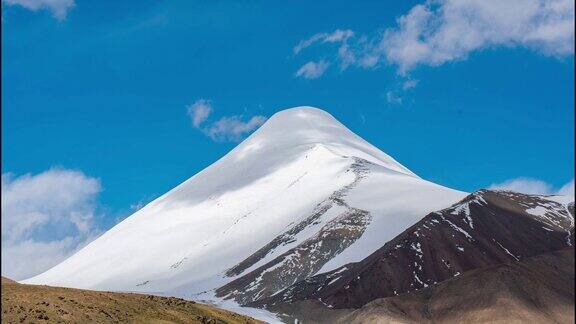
[257,189,575,324]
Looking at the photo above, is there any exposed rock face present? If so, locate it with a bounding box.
[216,158,373,304]
[255,190,574,309]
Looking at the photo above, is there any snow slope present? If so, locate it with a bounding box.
[23,107,467,307]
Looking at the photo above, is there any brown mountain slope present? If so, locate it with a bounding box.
[264,247,574,324]
[255,190,574,310]
[1,278,262,324]
[341,247,575,324]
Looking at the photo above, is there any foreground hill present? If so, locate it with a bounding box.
[1,278,262,324]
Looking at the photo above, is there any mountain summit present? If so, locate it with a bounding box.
[233,107,417,177]
[24,107,467,311]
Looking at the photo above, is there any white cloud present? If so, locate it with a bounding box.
[204,115,267,142]
[293,29,354,54]
[380,0,575,73]
[337,42,357,70]
[187,99,212,128]
[1,168,102,280]
[2,0,75,20]
[295,60,329,79]
[187,101,267,142]
[293,0,574,75]
[385,78,420,105]
[488,177,575,196]
[293,30,354,76]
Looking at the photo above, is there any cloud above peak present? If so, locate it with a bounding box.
[293,0,574,76]
[186,99,267,142]
[2,0,75,20]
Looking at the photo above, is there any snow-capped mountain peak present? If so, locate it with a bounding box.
[23,106,466,314]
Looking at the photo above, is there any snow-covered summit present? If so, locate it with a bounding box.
[228,106,416,176]
[155,106,416,208]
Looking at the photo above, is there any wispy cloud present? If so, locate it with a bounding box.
[187,99,212,128]
[186,100,267,142]
[204,115,268,142]
[293,29,354,77]
[1,168,102,280]
[382,77,420,106]
[2,0,75,20]
[295,60,329,79]
[488,177,574,196]
[293,29,354,55]
[293,0,574,76]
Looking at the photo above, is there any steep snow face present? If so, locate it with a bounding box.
[23,107,466,305]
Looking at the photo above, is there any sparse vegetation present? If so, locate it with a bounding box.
[1,277,262,324]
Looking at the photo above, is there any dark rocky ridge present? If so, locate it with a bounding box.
[253,190,574,309]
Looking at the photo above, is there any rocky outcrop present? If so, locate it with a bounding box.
[216,158,372,305]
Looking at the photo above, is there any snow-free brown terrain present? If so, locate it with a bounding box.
[1,278,262,324]
[265,247,574,324]
[340,247,575,324]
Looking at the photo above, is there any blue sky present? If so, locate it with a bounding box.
[1,0,574,279]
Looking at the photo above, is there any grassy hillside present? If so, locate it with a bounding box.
[1,277,263,324]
